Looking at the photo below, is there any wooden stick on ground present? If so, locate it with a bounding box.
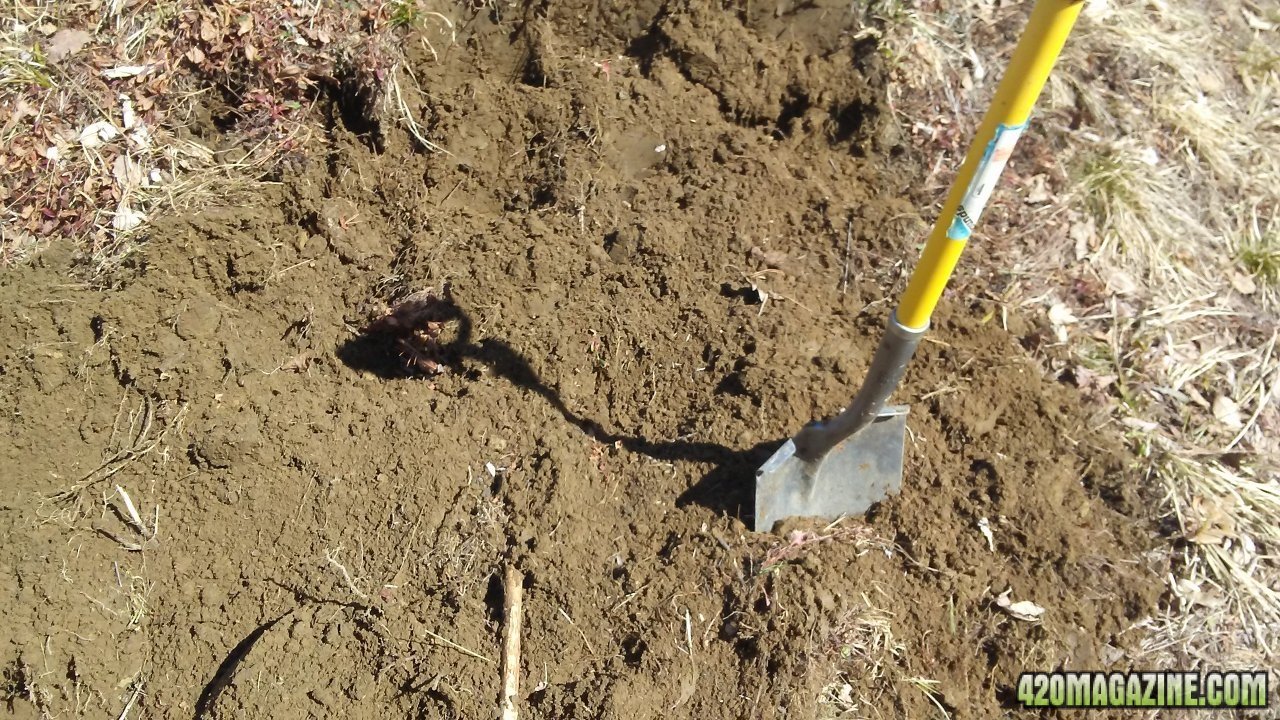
[501,565,524,720]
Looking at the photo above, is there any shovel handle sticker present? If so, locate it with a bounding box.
[947,122,1026,241]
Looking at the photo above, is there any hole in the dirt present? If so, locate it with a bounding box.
[993,684,1021,709]
[325,76,383,149]
[733,636,760,661]
[833,99,878,146]
[530,184,558,208]
[981,639,1000,669]
[525,132,549,160]
[719,616,739,641]
[715,372,749,397]
[894,532,915,558]
[773,89,810,139]
[624,23,666,76]
[482,573,504,626]
[212,110,239,134]
[766,656,785,677]
[413,689,456,718]
[657,531,681,560]
[719,283,765,305]
[521,53,548,88]
[602,229,621,254]
[621,634,647,667]
[337,333,418,379]
[338,292,464,379]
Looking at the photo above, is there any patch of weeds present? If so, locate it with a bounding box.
[1238,232,1280,287]
[1239,41,1280,84]
[386,0,422,28]
[1076,151,1138,218]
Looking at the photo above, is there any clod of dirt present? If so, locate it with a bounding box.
[319,197,385,265]
[192,409,264,469]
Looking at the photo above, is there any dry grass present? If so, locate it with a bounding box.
[879,0,1280,667]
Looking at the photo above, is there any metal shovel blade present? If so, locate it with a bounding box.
[754,406,908,532]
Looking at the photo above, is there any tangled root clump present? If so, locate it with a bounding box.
[361,289,455,375]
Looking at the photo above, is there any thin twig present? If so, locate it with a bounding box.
[422,628,494,663]
[501,565,524,720]
[841,217,853,294]
[116,681,143,720]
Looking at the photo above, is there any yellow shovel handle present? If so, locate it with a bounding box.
[895,0,1084,331]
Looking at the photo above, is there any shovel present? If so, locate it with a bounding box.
[755,0,1085,531]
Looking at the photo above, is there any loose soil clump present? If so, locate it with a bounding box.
[1,3,1159,718]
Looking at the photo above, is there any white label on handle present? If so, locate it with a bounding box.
[947,122,1025,241]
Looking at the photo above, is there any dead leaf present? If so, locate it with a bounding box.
[748,246,789,269]
[112,155,144,191]
[102,64,151,79]
[45,28,92,62]
[1024,174,1051,204]
[977,517,995,552]
[112,202,146,232]
[1172,577,1226,609]
[1121,416,1159,432]
[78,120,120,148]
[1212,395,1243,429]
[281,353,312,373]
[1048,302,1077,326]
[185,46,206,64]
[200,16,221,43]
[1070,217,1096,260]
[1073,366,1116,395]
[1048,302,1076,342]
[1105,268,1138,295]
[1083,0,1111,20]
[1243,7,1279,31]
[996,590,1045,622]
[120,95,137,130]
[1231,272,1257,295]
[1187,497,1236,545]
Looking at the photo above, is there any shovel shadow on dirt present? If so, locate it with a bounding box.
[337,297,778,524]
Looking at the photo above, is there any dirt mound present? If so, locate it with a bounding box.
[1,2,1158,718]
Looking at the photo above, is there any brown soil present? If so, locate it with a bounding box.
[2,3,1160,718]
